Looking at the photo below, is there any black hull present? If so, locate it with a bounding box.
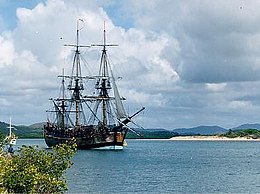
[44,126,127,149]
[44,135,125,149]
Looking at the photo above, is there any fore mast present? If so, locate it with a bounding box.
[64,19,90,131]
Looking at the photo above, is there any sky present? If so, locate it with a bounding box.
[1,0,260,130]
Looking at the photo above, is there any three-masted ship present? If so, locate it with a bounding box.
[44,22,144,149]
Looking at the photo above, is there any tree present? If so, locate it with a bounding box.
[0,130,4,143]
[0,141,76,193]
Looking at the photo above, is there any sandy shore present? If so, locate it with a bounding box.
[170,135,260,141]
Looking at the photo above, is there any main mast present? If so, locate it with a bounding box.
[92,23,118,129]
[100,27,109,129]
[75,22,80,129]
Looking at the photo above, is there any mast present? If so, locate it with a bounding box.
[61,68,65,129]
[92,22,118,129]
[75,22,80,129]
[63,19,90,130]
[8,117,13,137]
[101,25,108,128]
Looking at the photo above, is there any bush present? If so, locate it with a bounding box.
[0,141,76,193]
[223,129,260,139]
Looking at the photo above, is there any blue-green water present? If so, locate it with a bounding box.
[17,139,260,193]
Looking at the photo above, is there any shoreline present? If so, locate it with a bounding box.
[169,135,260,141]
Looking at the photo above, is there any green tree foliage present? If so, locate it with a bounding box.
[126,129,177,139]
[0,131,4,142]
[0,122,43,139]
[0,141,76,193]
[223,129,260,138]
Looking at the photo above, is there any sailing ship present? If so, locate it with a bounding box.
[4,117,17,146]
[3,117,17,153]
[44,21,144,149]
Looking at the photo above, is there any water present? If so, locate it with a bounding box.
[17,139,260,193]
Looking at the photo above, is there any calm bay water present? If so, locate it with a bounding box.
[17,139,260,193]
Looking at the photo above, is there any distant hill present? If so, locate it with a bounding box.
[232,123,260,130]
[172,125,227,135]
[29,122,45,129]
[126,128,178,139]
[0,121,43,138]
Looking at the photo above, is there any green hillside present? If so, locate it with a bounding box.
[126,128,178,139]
[221,128,260,139]
[0,122,43,138]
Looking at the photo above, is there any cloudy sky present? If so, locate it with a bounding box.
[0,0,260,129]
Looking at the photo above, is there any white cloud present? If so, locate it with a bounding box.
[0,33,16,67]
[120,0,260,83]
[1,0,260,129]
[229,100,253,110]
[206,83,227,92]
[123,89,168,108]
[0,0,178,126]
